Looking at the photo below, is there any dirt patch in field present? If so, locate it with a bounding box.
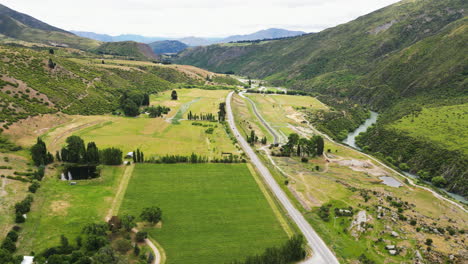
[166,64,219,80]
[4,113,70,146]
[286,110,305,123]
[50,200,71,216]
[334,159,387,177]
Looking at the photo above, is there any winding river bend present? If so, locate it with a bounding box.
[342,111,378,149]
[342,111,467,203]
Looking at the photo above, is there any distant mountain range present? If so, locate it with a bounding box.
[218,28,306,43]
[71,28,306,47]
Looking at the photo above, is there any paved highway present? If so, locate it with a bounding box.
[226,92,339,264]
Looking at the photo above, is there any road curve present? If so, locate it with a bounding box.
[132,228,161,264]
[226,92,339,264]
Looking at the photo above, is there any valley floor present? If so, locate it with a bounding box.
[231,91,468,263]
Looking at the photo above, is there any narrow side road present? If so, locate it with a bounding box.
[226,92,339,264]
[105,164,162,264]
[239,92,283,144]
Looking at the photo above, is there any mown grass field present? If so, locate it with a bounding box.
[119,163,290,264]
[390,104,468,154]
[17,165,125,253]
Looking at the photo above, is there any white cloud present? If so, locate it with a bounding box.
[1,0,401,37]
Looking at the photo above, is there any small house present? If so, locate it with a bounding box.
[108,216,122,230]
[125,152,134,158]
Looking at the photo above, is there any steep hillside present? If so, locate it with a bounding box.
[94,41,159,60]
[176,0,466,108]
[175,0,468,197]
[0,4,100,50]
[148,40,188,54]
[0,44,203,129]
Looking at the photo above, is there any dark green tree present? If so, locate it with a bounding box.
[62,136,86,163]
[31,138,52,166]
[140,207,162,224]
[48,58,56,69]
[135,231,147,242]
[85,142,99,164]
[171,90,178,100]
[122,99,139,117]
[28,180,40,193]
[55,150,61,162]
[143,94,150,106]
[99,148,122,165]
[1,237,16,253]
[218,102,226,121]
[120,214,136,232]
[314,135,324,156]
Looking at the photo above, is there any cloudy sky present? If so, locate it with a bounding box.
[2,0,401,37]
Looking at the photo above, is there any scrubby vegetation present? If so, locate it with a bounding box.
[357,125,468,197]
[230,235,306,264]
[0,44,199,126]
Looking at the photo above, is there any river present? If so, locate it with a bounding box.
[342,111,378,149]
[403,172,467,204]
[342,111,466,203]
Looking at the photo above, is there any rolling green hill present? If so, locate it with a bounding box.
[0,44,202,129]
[175,0,468,197]
[148,40,188,54]
[0,4,100,50]
[94,41,159,60]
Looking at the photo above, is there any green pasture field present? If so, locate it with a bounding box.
[17,166,125,253]
[119,163,290,264]
[244,93,327,138]
[39,88,238,158]
[389,104,468,154]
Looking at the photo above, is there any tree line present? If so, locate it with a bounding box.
[187,111,217,121]
[186,103,227,122]
[275,133,324,157]
[145,153,245,164]
[132,149,145,163]
[56,136,123,166]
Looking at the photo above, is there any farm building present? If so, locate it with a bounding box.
[21,256,34,264]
